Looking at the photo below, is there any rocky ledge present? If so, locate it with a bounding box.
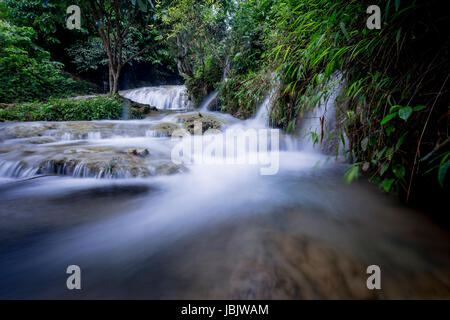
[176,113,224,134]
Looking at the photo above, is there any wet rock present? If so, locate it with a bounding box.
[176,113,224,134]
[25,137,57,144]
[3,123,57,138]
[121,96,157,119]
[0,121,187,179]
[39,155,151,178]
[149,160,187,175]
[128,148,150,157]
[152,122,180,137]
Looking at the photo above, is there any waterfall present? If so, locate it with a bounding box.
[250,86,278,129]
[121,85,191,110]
[299,73,345,154]
[198,91,219,111]
[198,56,229,112]
[0,160,39,178]
[254,95,271,123]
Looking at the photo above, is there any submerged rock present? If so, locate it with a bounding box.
[151,122,180,137]
[25,137,57,144]
[2,123,57,139]
[150,160,186,175]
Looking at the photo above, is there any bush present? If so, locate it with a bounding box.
[268,0,449,200]
[0,20,92,103]
[0,96,123,121]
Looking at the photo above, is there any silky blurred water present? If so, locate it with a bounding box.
[0,87,449,299]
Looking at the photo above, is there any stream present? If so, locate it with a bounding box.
[0,86,449,299]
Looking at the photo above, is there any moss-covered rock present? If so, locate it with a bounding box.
[121,96,158,119]
[176,113,224,134]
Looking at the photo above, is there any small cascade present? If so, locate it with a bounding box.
[299,73,344,154]
[254,95,271,124]
[87,132,102,140]
[32,160,144,179]
[250,89,277,128]
[61,132,76,141]
[120,85,191,110]
[0,160,39,178]
[198,91,219,111]
[58,131,102,141]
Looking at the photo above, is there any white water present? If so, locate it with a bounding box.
[251,93,274,128]
[0,83,326,180]
[1,84,449,299]
[120,85,191,110]
[300,73,345,153]
[198,90,219,111]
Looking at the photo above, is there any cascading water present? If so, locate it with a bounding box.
[0,83,449,299]
[251,93,273,127]
[120,85,192,110]
[197,57,229,112]
[198,90,219,111]
[298,73,345,154]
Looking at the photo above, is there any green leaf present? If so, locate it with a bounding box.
[395,132,408,150]
[438,161,450,187]
[381,112,397,125]
[386,147,394,161]
[385,125,395,136]
[389,105,402,113]
[344,164,359,184]
[376,146,387,160]
[392,164,405,180]
[398,106,412,121]
[413,105,426,112]
[339,22,350,40]
[380,162,389,176]
[396,28,402,43]
[381,178,395,192]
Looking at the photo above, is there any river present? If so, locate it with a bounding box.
[0,86,449,299]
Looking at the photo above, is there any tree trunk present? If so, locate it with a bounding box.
[112,74,119,94]
[112,68,121,94]
[108,68,114,94]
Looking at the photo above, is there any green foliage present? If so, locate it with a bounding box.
[166,0,274,111]
[217,0,274,116]
[265,0,449,199]
[0,96,122,121]
[172,0,449,198]
[0,0,68,48]
[218,70,272,118]
[164,0,229,104]
[0,0,447,201]
[344,162,359,184]
[0,20,92,103]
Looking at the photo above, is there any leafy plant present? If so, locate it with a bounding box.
[0,96,122,121]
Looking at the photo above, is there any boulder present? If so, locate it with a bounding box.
[176,113,224,134]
